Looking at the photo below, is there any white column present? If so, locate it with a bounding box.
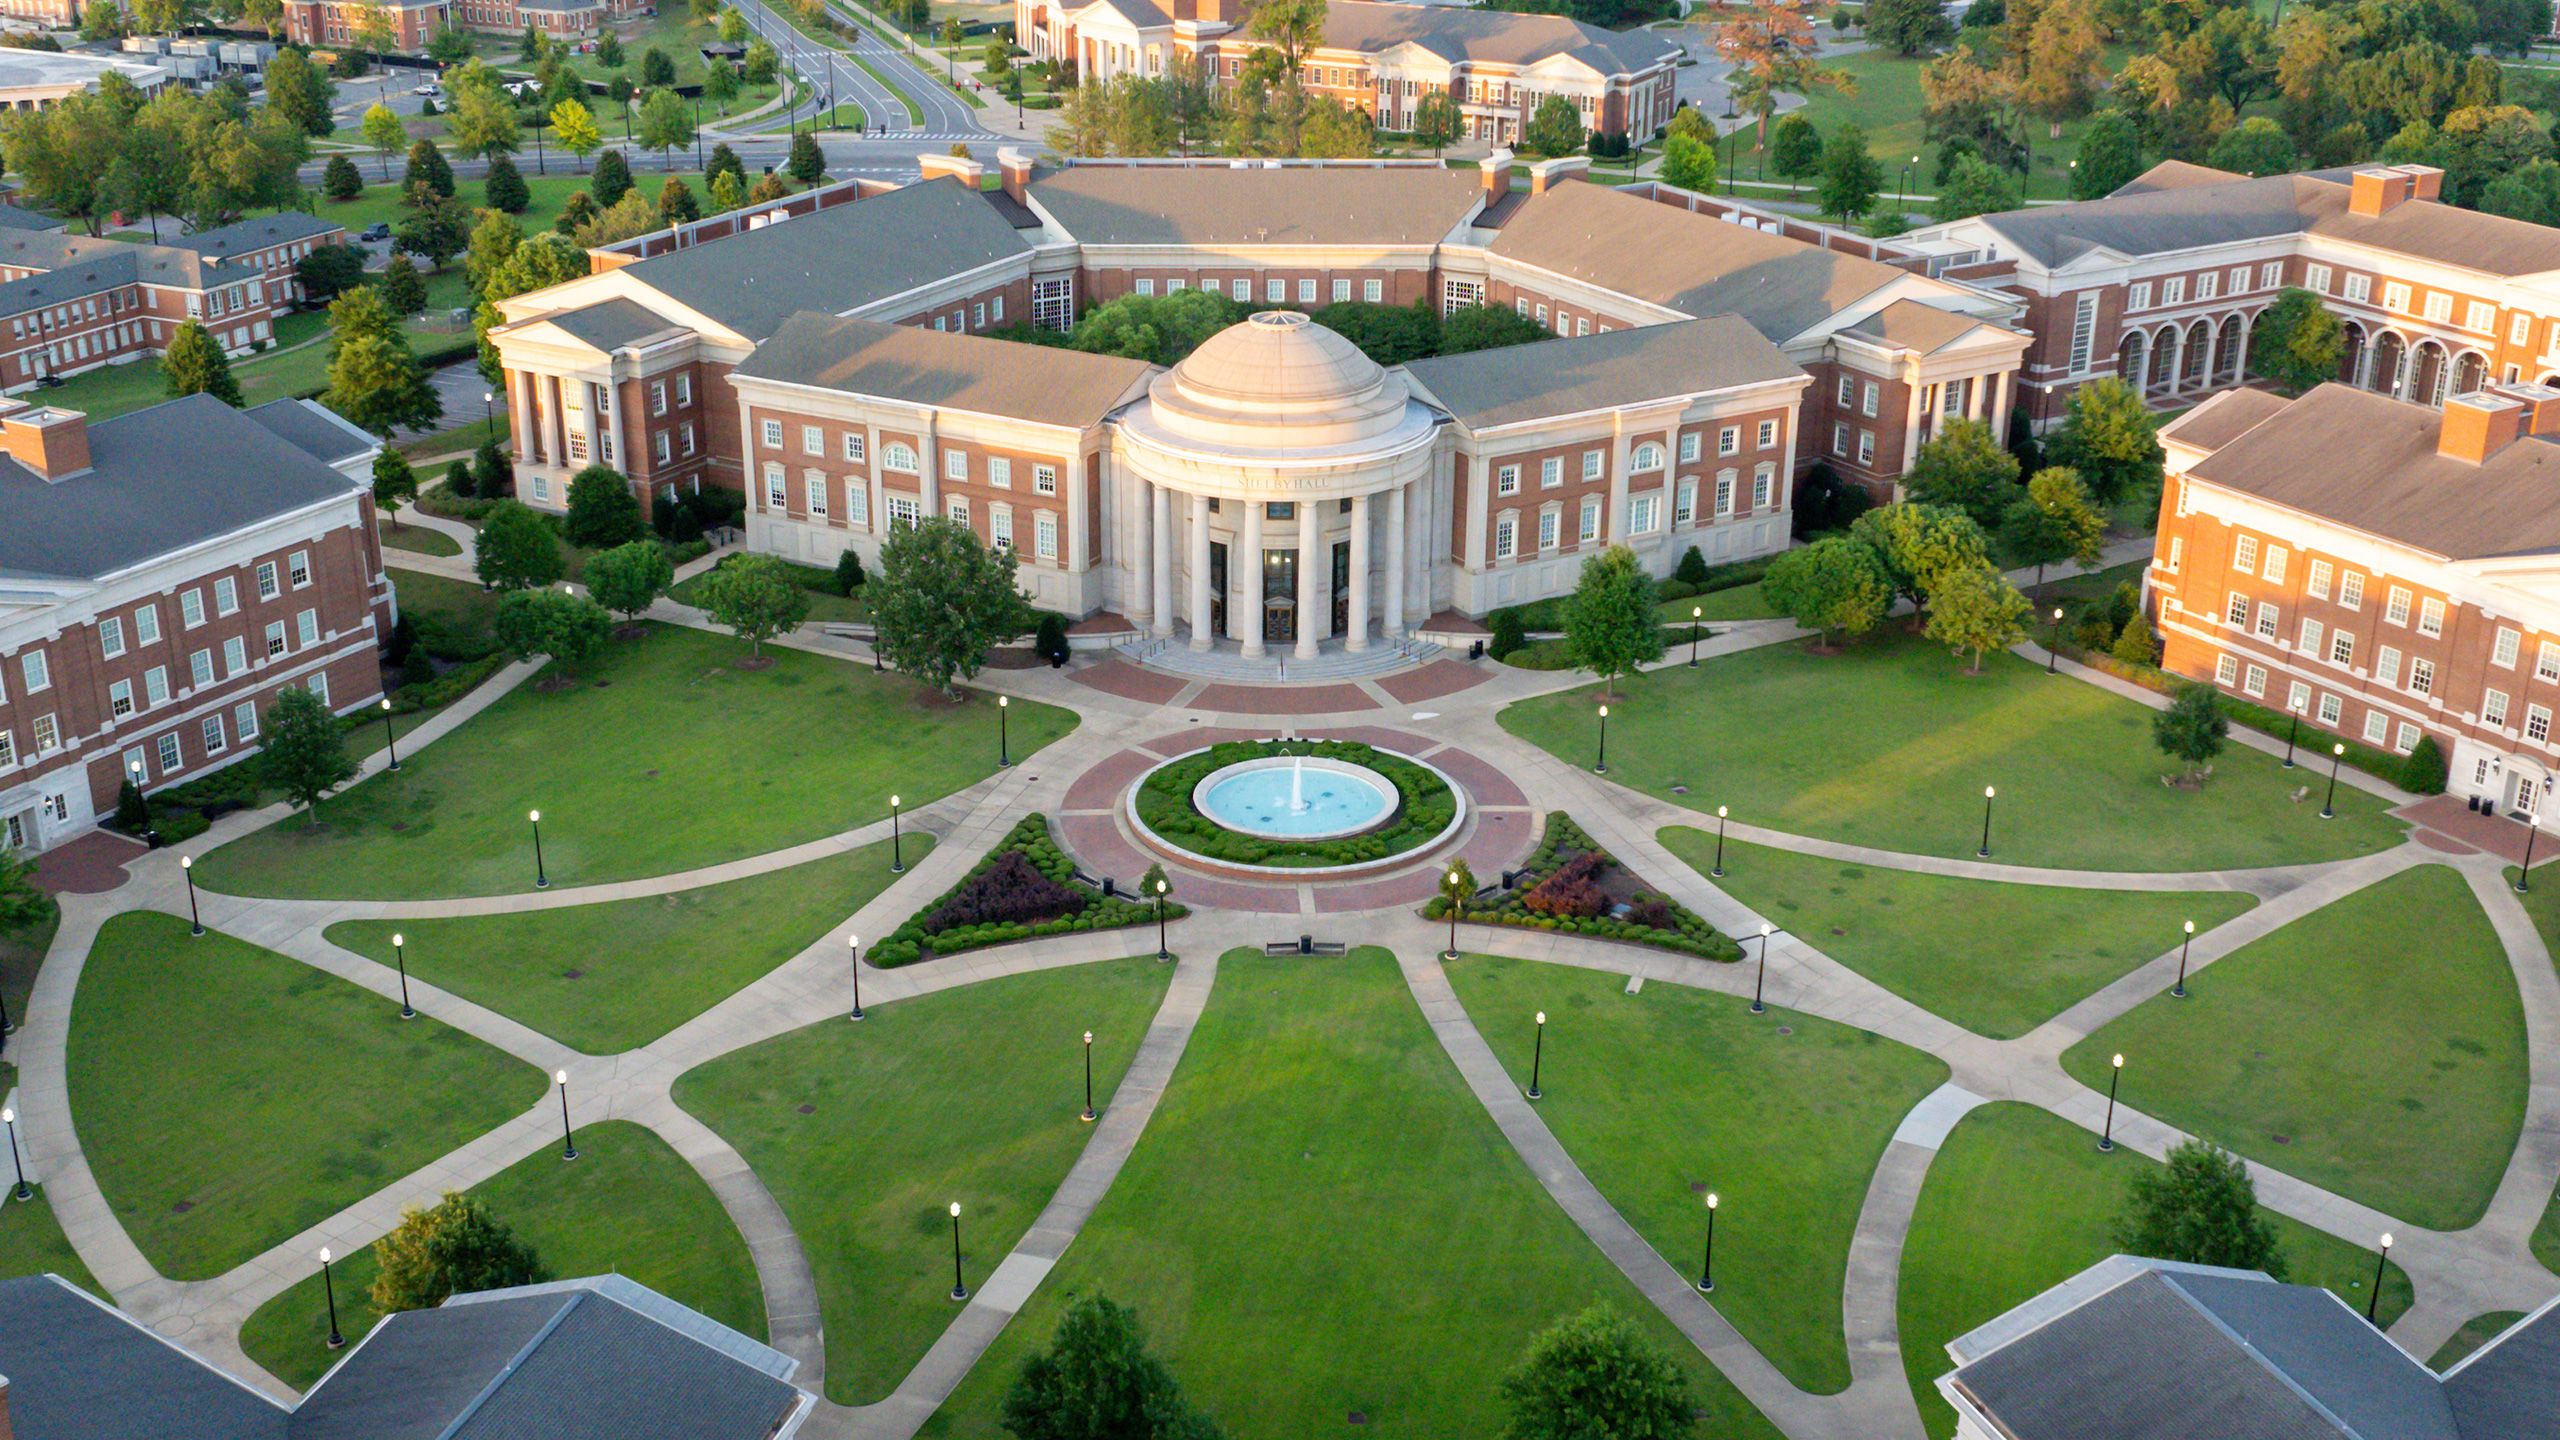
[1188,491,1212,651]
[1236,500,1264,657]
[1899,371,1924,472]
[1295,498,1323,660]
[1606,428,1632,545]
[1407,478,1430,625]
[601,376,626,474]
[1964,374,1985,421]
[1382,478,1406,639]
[1151,483,1175,638]
[546,375,568,465]
[1990,369,2013,441]
[1346,491,1373,651]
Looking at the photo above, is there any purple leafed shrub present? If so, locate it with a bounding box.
[1522,851,1610,919]
[922,850,1086,932]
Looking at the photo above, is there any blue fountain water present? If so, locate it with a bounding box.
[1200,761,1391,837]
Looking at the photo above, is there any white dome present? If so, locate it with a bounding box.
[1145,312,1417,453]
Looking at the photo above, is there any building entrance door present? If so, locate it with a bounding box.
[2512,774,2542,822]
[1263,547,1297,646]
[1331,540,1351,636]
[1208,541,1228,640]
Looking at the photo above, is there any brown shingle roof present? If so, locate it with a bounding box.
[1486,181,1907,339]
[1402,314,1802,429]
[1026,164,1485,247]
[2182,383,2560,560]
[1845,297,1995,353]
[2158,386,2292,452]
[1310,0,1678,73]
[733,313,1153,428]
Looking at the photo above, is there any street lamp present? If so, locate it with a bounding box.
[1899,154,1916,208]
[482,389,496,442]
[1689,605,1704,666]
[1445,868,1464,960]
[848,934,865,1021]
[2172,919,2194,999]
[2366,1234,2393,1321]
[948,1202,968,1301]
[1696,1191,1718,1292]
[3,1108,27,1202]
[1750,922,1772,1013]
[1594,703,1609,774]
[181,854,203,937]
[392,932,414,1019]
[2282,698,2303,768]
[320,1247,346,1349]
[2098,1052,2124,1152]
[555,1069,578,1161]
[997,695,1011,768]
[380,698,400,771]
[1527,1011,1546,1100]
[2046,606,2063,673]
[2321,743,2345,819]
[1153,878,1170,961]
[1712,805,1729,877]
[2523,811,2543,893]
[529,810,549,888]
[1080,1030,1096,1123]
[889,794,904,873]
[1977,785,1996,858]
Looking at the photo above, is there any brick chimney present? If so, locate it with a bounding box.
[2348,164,2444,218]
[0,400,90,480]
[1479,147,1514,196]
[1525,155,1589,196]
[2438,390,2525,463]
[917,152,984,189]
[997,147,1036,209]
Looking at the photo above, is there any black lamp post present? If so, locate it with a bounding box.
[1153,879,1170,961]
[2366,1234,2392,1321]
[1594,703,1609,774]
[1080,1029,1096,1123]
[1977,785,1996,858]
[2282,703,2302,768]
[482,389,496,443]
[997,695,1011,768]
[1444,868,1463,960]
[1712,805,1728,877]
[889,794,904,873]
[529,809,549,888]
[1750,922,1772,1014]
[2521,809,2542,893]
[948,1202,968,1301]
[1696,1191,1718,1292]
[555,1069,578,1160]
[380,698,400,771]
[1688,605,1704,666]
[320,1247,346,1349]
[3,1107,27,1202]
[848,934,865,1020]
[2098,1052,2123,1152]
[1526,1011,1546,1101]
[2321,743,2345,819]
[1899,157,1914,209]
[181,854,203,937]
[2046,606,2062,673]
[2171,919,2194,999]
[392,931,414,1019]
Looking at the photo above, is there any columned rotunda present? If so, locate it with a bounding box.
[1118,313,1439,658]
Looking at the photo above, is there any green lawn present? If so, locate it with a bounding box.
[327,837,924,1053]
[1672,834,2259,1038]
[395,570,502,647]
[379,521,462,558]
[194,623,1072,899]
[675,959,1173,1405]
[1496,629,2404,871]
[2433,1312,2527,1370]
[238,1120,764,1389]
[1899,1103,2413,1440]
[1778,45,2134,203]
[1662,581,1777,623]
[924,951,1784,1440]
[2063,865,2526,1232]
[1444,954,1946,1393]
[317,170,715,240]
[670,554,869,625]
[66,914,547,1281]
[0,1185,101,1298]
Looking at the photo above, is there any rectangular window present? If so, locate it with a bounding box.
[1836,374,1856,407]
[1330,279,1351,303]
[2262,547,2286,585]
[2226,593,2250,626]
[677,375,692,408]
[844,477,868,527]
[2541,642,2560,682]
[1034,465,1057,496]
[201,714,226,756]
[1832,423,1850,457]
[2243,663,2267,697]
[945,450,968,481]
[1297,279,1316,304]
[2411,656,2436,695]
[2376,645,2401,687]
[1862,383,1879,418]
[1857,431,1876,466]
[2320,692,2343,725]
[806,475,828,517]
[308,672,329,706]
[801,426,824,457]
[761,419,783,448]
[2233,535,2258,572]
[156,732,180,773]
[649,381,667,417]
[181,589,204,628]
[19,651,45,694]
[2306,560,2331,601]
[2423,293,2452,323]
[2305,264,2331,294]
[2396,721,2422,753]
[1680,432,1701,463]
[2331,629,2356,667]
[214,577,238,616]
[255,561,279,600]
[2384,281,2412,312]
[29,715,55,755]
[2163,276,2186,305]
[2288,680,2311,713]
[189,649,213,688]
[2360,710,2388,743]
[2497,628,2522,668]
[1497,465,1520,497]
[2128,282,2152,310]
[947,495,970,528]
[223,637,246,676]
[143,666,167,705]
[1629,494,1658,533]
[2346,273,2373,303]
[2339,571,2364,610]
[887,495,922,529]
[2255,601,2278,639]
[264,621,287,659]
[2196,272,2217,302]
[1756,419,1779,449]
[2068,292,2099,373]
[1718,426,1739,456]
[2488,689,2513,727]
[843,433,866,463]
[1266,278,1286,303]
[2469,301,2497,333]
[1136,279,1155,297]
[2299,618,2324,653]
[1752,465,1774,509]
[102,616,129,661]
[1494,515,1517,560]
[991,506,1013,550]
[1578,499,1601,543]
[2419,597,2445,637]
[1675,478,1696,525]
[1035,513,1057,561]
[109,679,133,719]
[1364,280,1382,303]
[2385,586,2411,626]
[235,699,259,741]
[2167,537,2184,572]
[1541,457,1562,488]
[2261,262,2282,290]
[1715,473,1735,517]
[1538,509,1560,550]
[1582,450,1603,480]
[764,463,787,511]
[2216,653,2240,687]
[2535,705,2556,743]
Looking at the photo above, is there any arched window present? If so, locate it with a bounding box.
[882,442,918,472]
[1630,441,1665,472]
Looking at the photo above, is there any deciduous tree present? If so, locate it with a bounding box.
[495,587,613,673]
[1001,1294,1225,1440]
[1851,501,1989,613]
[2246,286,2344,393]
[1816,122,1883,221]
[2117,1139,2287,1274]
[1412,90,1460,155]
[263,46,336,137]
[1499,1306,1693,1440]
[1931,152,2019,219]
[475,501,566,590]
[872,517,1032,693]
[371,449,419,528]
[563,464,647,547]
[2071,109,2143,197]
[697,552,813,660]
[1770,113,1823,194]
[1563,544,1664,694]
[584,539,674,624]
[1660,130,1716,192]
[2153,681,2230,780]
[370,1194,549,1314]
[1922,560,2030,672]
[1763,534,1892,646]
[378,252,428,317]
[551,98,603,169]
[2045,376,2164,506]
[2000,465,2106,598]
[263,685,355,819]
[324,286,441,436]
[1906,417,2020,529]
[1520,94,1584,158]
[1868,0,1954,54]
[2206,114,2295,175]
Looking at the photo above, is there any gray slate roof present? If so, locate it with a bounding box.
[2179,383,2560,561]
[2444,1296,2560,1438]
[0,1275,287,1440]
[737,311,1154,427]
[0,203,64,233]
[1027,164,1485,248]
[1488,181,1907,340]
[0,393,361,584]
[165,212,342,260]
[0,227,250,301]
[291,1281,802,1440]
[243,397,378,468]
[1402,315,1801,429]
[617,178,1031,341]
[540,296,691,353]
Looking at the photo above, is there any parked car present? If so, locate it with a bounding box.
[360,222,392,243]
[34,375,62,389]
[413,82,442,97]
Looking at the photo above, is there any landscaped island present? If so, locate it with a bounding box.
[1133,739,1459,868]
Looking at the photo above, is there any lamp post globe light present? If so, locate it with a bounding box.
[1712,805,1728,877]
[2098,1052,2124,1153]
[379,698,401,771]
[1527,1011,1546,1101]
[997,695,1011,769]
[3,1107,28,1202]
[555,1069,578,1161]
[181,854,203,937]
[848,934,865,1021]
[2321,744,2345,819]
[1978,786,1996,858]
[2282,698,2303,768]
[529,809,549,888]
[1594,703,1610,775]
[1750,922,1772,1014]
[1697,1191,1718,1293]
[2520,808,2542,894]
[2367,1234,2393,1321]
[1689,605,1704,667]
[392,932,414,1019]
[2172,920,2194,999]
[1081,1030,1096,1123]
[320,1247,346,1349]
[1444,867,1463,961]
[948,1202,968,1301]
[890,794,904,873]
[2046,606,2063,673]
[1153,878,1170,962]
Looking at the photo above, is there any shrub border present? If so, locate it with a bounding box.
[870,812,1185,967]
[1424,811,1741,962]
[1125,740,1468,878]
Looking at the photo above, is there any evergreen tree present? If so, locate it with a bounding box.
[403,137,455,198]
[1770,113,1823,194]
[321,153,363,200]
[640,45,676,87]
[705,140,747,194]
[591,146,633,205]
[2117,1140,2285,1274]
[263,685,356,819]
[708,169,745,213]
[1002,1295,1225,1440]
[747,170,791,204]
[483,151,530,213]
[378,253,428,318]
[656,175,700,225]
[787,128,826,185]
[596,30,623,66]
[472,439,514,497]
[554,189,600,236]
[2154,682,2230,781]
[1816,122,1884,221]
[160,320,242,405]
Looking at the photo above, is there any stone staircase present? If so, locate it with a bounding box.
[1114,633,1443,682]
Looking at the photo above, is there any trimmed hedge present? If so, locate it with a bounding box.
[1133,739,1456,867]
[870,813,1182,967]
[1425,812,1741,962]
[1491,555,1774,635]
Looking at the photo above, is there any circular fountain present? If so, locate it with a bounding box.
[1192,754,1397,842]
[1124,740,1468,879]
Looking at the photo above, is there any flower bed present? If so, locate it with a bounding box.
[869,814,1181,967]
[1425,812,1740,961]
[1133,739,1458,867]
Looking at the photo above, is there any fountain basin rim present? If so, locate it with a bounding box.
[1123,742,1471,881]
[1189,755,1400,842]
